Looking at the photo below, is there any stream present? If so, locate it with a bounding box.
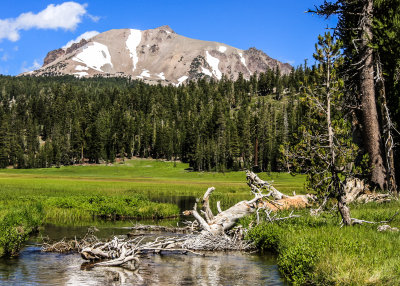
[0,202,287,285]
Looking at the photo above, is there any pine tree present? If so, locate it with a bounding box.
[285,33,358,225]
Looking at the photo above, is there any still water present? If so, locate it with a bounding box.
[0,212,287,285]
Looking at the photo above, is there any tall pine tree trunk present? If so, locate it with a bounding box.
[360,0,387,190]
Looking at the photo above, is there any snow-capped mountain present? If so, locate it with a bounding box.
[23,25,292,85]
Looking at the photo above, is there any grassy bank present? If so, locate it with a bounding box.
[246,201,400,285]
[0,203,44,256]
[0,159,306,224]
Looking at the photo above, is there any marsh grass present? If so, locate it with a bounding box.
[0,158,306,224]
[246,201,400,285]
[0,203,44,257]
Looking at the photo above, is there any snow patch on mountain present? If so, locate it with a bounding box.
[63,31,99,49]
[140,69,150,78]
[238,52,246,67]
[205,51,222,80]
[75,65,89,71]
[74,72,88,77]
[126,29,142,72]
[238,52,251,74]
[218,46,227,53]
[176,75,188,86]
[157,72,165,80]
[201,67,212,77]
[72,42,113,72]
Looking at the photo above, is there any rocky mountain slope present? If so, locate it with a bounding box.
[23,25,292,85]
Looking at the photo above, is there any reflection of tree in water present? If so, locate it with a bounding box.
[81,253,282,285]
[103,267,143,285]
[0,246,283,285]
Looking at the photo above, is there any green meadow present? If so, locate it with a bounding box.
[0,158,306,223]
[0,159,306,196]
[1,158,399,285]
[0,159,305,256]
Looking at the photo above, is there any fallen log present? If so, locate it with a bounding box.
[184,171,314,235]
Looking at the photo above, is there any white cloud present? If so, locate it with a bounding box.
[21,59,41,72]
[63,30,99,49]
[0,2,97,42]
[88,14,100,22]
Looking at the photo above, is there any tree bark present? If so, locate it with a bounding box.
[338,194,352,226]
[360,0,387,190]
[377,66,397,195]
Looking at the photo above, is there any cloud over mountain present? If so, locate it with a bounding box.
[0,2,93,42]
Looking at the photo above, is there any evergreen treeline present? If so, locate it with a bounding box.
[0,67,313,171]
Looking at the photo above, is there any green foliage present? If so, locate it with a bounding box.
[278,240,318,285]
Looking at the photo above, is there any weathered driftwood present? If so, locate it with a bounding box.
[43,230,253,268]
[377,225,399,232]
[350,211,399,226]
[127,224,194,237]
[42,227,100,253]
[43,172,311,267]
[183,171,314,235]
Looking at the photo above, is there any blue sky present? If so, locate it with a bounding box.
[0,1,337,76]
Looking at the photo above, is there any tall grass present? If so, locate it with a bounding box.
[246,201,400,285]
[0,158,306,224]
[0,203,44,257]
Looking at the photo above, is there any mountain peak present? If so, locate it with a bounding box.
[23,27,291,84]
[155,25,175,34]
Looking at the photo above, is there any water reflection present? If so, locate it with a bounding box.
[0,217,286,285]
[0,246,285,286]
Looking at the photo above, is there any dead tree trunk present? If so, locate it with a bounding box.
[185,171,314,235]
[336,177,352,226]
